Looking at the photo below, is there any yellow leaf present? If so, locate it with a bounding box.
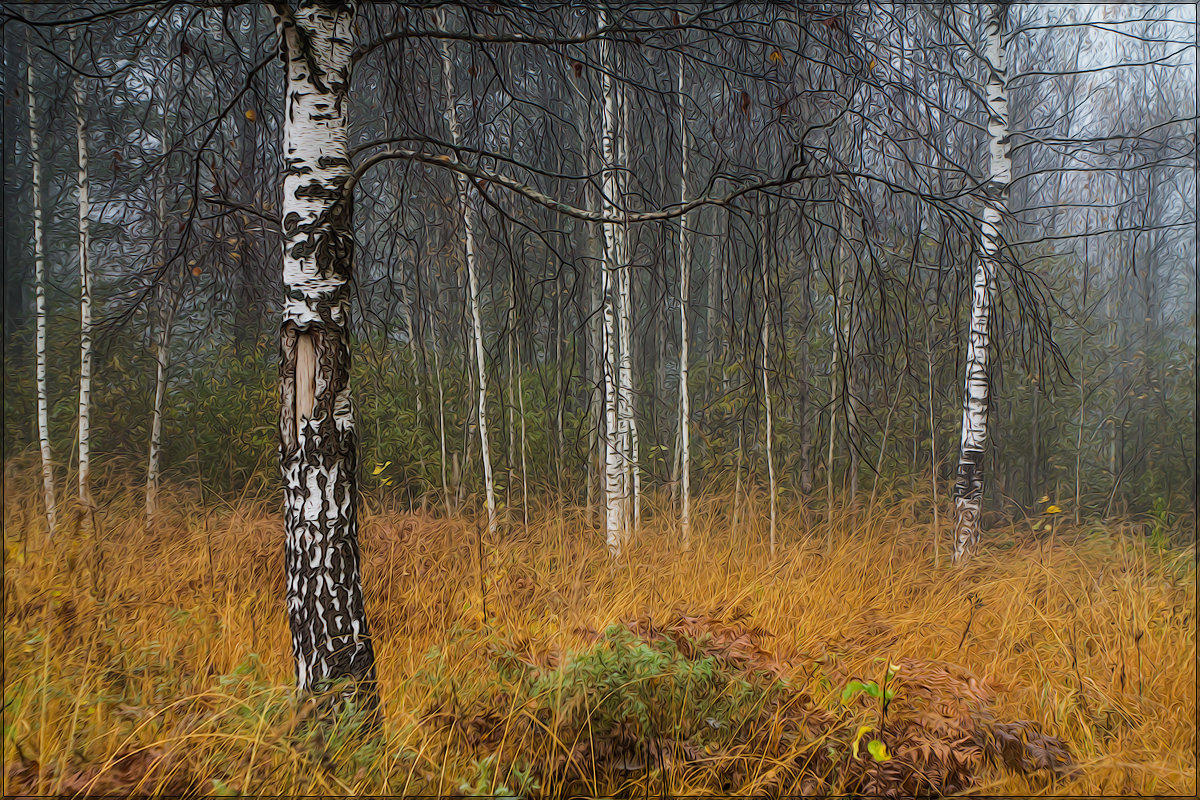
[868,58,877,70]
[851,724,873,759]
[1046,505,1062,514]
[768,50,783,64]
[1038,495,1049,503]
[244,108,256,122]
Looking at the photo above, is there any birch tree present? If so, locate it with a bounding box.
[952,2,1011,562]
[270,0,377,709]
[72,32,94,514]
[144,284,173,529]
[615,76,640,540]
[760,200,776,557]
[145,78,173,529]
[437,7,497,538]
[27,50,56,538]
[676,49,692,548]
[826,195,852,529]
[598,7,624,557]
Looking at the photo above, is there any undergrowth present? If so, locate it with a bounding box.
[2,473,1195,796]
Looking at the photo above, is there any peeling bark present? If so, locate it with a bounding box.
[274,0,377,710]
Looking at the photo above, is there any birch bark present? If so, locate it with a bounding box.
[761,207,776,557]
[72,34,94,513]
[146,82,173,529]
[437,8,497,538]
[273,0,377,707]
[599,6,626,557]
[953,2,1010,562]
[27,53,57,538]
[677,51,692,548]
[615,77,639,541]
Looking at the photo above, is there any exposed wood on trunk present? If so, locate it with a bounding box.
[273,0,377,710]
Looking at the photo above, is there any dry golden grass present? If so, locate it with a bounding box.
[3,471,1195,797]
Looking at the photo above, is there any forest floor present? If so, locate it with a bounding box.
[2,478,1195,797]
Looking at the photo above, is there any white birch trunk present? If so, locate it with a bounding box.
[433,342,451,516]
[953,2,1010,562]
[677,51,692,549]
[273,0,377,708]
[517,337,529,528]
[27,54,57,538]
[839,186,859,503]
[599,7,626,557]
[761,236,776,558]
[615,77,639,540]
[617,234,638,542]
[72,35,94,512]
[928,345,941,564]
[437,10,496,538]
[826,221,847,530]
[145,298,173,527]
[146,91,172,529]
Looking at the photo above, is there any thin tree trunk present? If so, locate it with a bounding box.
[599,7,626,557]
[553,267,564,506]
[72,34,94,513]
[517,337,529,528]
[826,216,847,531]
[798,238,813,495]
[615,76,640,541]
[928,344,940,566]
[433,343,451,516]
[146,300,174,528]
[568,56,601,523]
[838,185,859,504]
[953,2,1010,562]
[272,0,377,708]
[677,50,692,548]
[146,89,173,530]
[732,425,743,535]
[869,362,906,510]
[1075,243,1088,524]
[507,324,516,515]
[27,54,57,537]
[27,52,57,538]
[1030,371,1041,504]
[438,10,496,537]
[761,224,776,558]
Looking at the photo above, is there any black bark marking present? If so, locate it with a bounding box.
[954,447,984,504]
[279,0,376,720]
